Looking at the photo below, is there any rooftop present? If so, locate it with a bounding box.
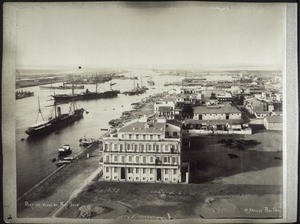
[158,106,173,112]
[194,103,240,114]
[119,121,165,133]
[265,116,282,123]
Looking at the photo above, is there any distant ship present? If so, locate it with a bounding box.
[25,96,84,137]
[40,83,84,90]
[147,76,155,86]
[123,76,148,96]
[52,83,120,103]
[16,91,34,100]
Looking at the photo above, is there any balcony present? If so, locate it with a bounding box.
[103,149,179,155]
[103,162,179,167]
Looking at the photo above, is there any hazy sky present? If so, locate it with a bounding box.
[16,2,284,69]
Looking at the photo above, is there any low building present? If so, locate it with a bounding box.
[154,101,175,120]
[193,102,241,121]
[264,116,282,130]
[216,92,233,102]
[101,117,186,183]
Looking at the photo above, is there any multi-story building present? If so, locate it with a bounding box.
[154,101,175,120]
[101,117,185,183]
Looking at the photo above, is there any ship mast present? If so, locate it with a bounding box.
[35,97,44,123]
[54,88,57,118]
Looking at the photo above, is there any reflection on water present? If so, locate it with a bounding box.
[16,70,183,196]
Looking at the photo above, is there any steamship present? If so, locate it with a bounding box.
[52,83,120,103]
[25,97,84,137]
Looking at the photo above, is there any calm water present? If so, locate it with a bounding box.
[16,70,183,196]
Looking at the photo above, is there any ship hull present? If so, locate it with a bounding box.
[25,109,84,137]
[52,91,120,103]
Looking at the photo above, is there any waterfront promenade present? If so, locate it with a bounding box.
[17,143,101,217]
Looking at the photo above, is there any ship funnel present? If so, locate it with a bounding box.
[57,107,61,116]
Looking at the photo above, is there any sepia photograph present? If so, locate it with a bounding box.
[2,1,298,223]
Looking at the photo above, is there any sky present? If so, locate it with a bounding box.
[15,2,285,70]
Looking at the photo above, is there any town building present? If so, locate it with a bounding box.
[193,102,241,121]
[177,87,202,104]
[101,117,186,183]
[263,116,282,130]
[154,101,175,120]
[216,92,233,102]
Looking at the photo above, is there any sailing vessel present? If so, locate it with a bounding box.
[52,82,120,103]
[25,89,85,137]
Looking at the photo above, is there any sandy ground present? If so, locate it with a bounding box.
[17,143,101,218]
[59,130,282,220]
[59,179,282,219]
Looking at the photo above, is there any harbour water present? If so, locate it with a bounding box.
[16,70,183,196]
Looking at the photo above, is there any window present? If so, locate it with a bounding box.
[127,144,130,150]
[121,156,125,163]
[136,134,139,140]
[106,156,110,162]
[143,168,146,174]
[158,135,161,140]
[120,144,123,151]
[165,131,169,137]
[165,145,168,151]
[156,145,159,151]
[149,145,152,151]
[114,167,117,173]
[114,144,117,150]
[143,157,146,163]
[128,168,133,173]
[114,176,117,179]
[136,156,140,163]
[141,144,144,151]
[114,156,118,162]
[172,157,176,164]
[143,177,146,180]
[150,135,153,140]
[122,134,125,138]
[106,167,109,172]
[129,134,132,139]
[150,157,153,163]
[136,177,139,180]
[134,144,137,151]
[143,134,146,140]
[150,168,153,174]
[173,132,178,137]
[173,169,177,174]
[129,156,132,162]
[164,157,168,163]
[104,144,108,151]
[136,168,139,173]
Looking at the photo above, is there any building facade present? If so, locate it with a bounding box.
[101,118,183,183]
[154,101,175,120]
[193,102,241,121]
[264,116,282,130]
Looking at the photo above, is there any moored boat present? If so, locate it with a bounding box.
[58,144,72,156]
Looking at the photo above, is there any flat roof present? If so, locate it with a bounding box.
[266,116,282,123]
[185,119,243,125]
[119,121,165,133]
[194,103,240,114]
[158,106,172,112]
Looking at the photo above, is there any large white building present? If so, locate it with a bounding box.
[193,102,241,121]
[101,117,185,183]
